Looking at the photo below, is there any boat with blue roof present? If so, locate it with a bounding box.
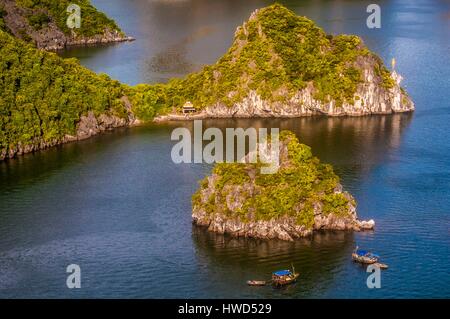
[352,246,379,264]
[271,266,299,287]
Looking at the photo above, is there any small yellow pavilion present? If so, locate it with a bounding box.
[182,101,196,114]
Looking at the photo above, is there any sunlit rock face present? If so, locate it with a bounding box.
[201,65,414,118]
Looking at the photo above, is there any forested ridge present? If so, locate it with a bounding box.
[0,28,129,159]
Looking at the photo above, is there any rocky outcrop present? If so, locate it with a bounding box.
[192,178,375,242]
[0,0,133,50]
[35,28,134,51]
[64,111,129,142]
[193,210,313,241]
[192,132,375,241]
[202,70,412,118]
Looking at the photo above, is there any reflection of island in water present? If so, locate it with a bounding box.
[192,226,357,298]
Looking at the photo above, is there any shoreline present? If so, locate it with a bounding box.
[43,34,135,51]
[192,212,375,242]
[56,35,135,50]
[153,108,414,122]
[0,110,143,162]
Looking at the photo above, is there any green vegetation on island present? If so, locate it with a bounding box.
[192,131,355,229]
[0,5,8,32]
[0,28,128,156]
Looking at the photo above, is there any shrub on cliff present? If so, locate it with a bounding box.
[0,5,7,32]
[27,11,51,30]
[127,84,170,121]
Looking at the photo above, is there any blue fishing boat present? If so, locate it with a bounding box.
[271,267,299,287]
[352,247,379,264]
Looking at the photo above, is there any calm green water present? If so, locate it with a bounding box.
[1,0,449,298]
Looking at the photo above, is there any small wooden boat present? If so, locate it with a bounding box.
[373,262,388,270]
[271,266,299,287]
[352,247,379,264]
[247,280,267,286]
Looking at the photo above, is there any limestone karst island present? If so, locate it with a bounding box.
[192,131,375,241]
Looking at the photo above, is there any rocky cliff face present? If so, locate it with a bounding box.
[200,69,413,118]
[33,27,133,51]
[193,177,375,241]
[192,131,374,241]
[166,59,414,120]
